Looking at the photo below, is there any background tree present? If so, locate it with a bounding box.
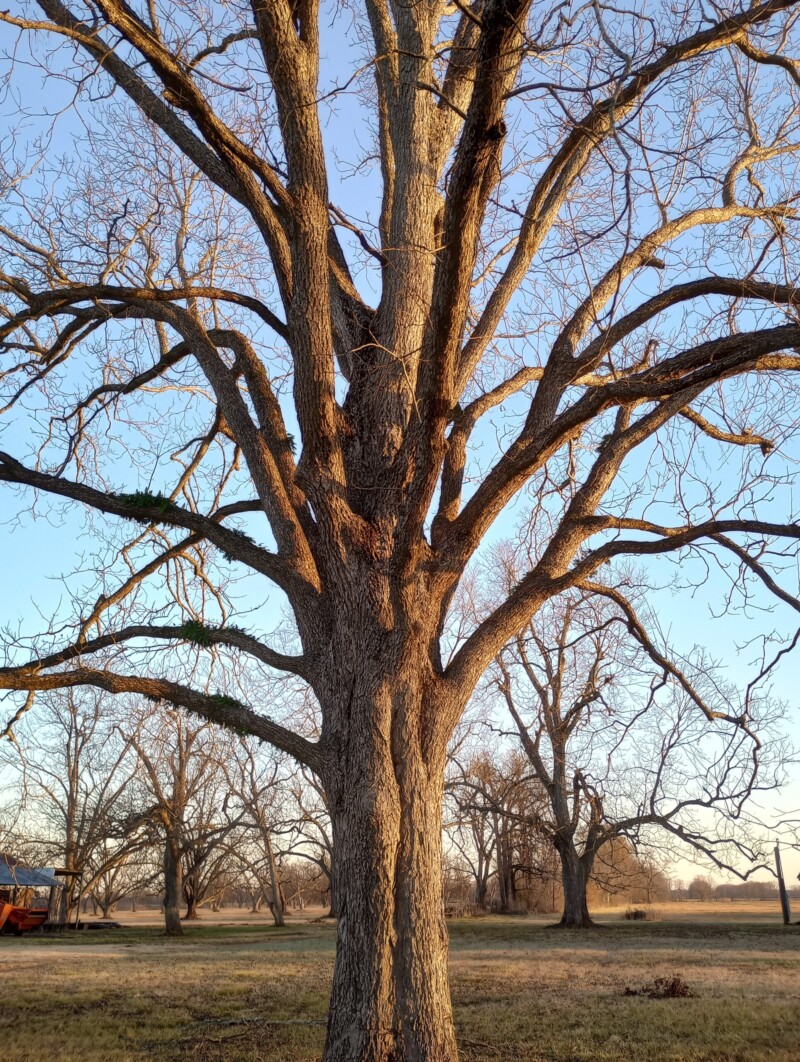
[689,874,716,901]
[124,704,240,933]
[229,738,288,926]
[278,765,337,916]
[446,753,497,911]
[587,839,671,906]
[2,2,800,1057]
[87,849,159,918]
[494,582,786,925]
[0,689,142,918]
[447,747,554,912]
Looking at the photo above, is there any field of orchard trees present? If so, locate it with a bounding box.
[0,666,791,933]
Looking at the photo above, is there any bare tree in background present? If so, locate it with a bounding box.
[446,754,497,911]
[447,747,554,912]
[229,738,288,926]
[2,2,800,1055]
[495,584,787,926]
[689,874,715,901]
[88,848,159,918]
[1,689,142,918]
[278,765,337,916]
[123,704,240,934]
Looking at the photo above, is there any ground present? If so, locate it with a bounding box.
[1,903,798,1061]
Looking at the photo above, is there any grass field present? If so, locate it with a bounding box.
[1,905,798,1061]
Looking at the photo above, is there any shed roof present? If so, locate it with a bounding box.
[0,853,64,889]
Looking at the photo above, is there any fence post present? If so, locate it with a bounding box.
[775,843,792,926]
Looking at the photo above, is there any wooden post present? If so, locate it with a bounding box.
[47,884,62,925]
[775,844,792,926]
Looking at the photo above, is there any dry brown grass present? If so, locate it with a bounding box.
[102,897,789,928]
[1,909,798,1060]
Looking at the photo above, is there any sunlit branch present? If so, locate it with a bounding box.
[25,0,295,295]
[1,622,308,680]
[0,451,304,594]
[0,666,324,770]
[577,580,760,741]
[0,278,289,340]
[441,325,800,572]
[455,0,800,392]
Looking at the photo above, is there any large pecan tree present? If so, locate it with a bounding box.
[2,1,800,1058]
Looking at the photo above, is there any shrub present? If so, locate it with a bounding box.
[623,907,648,920]
[625,974,693,999]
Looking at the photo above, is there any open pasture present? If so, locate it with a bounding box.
[1,907,798,1062]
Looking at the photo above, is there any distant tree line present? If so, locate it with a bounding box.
[675,876,785,902]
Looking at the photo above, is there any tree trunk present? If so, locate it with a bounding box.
[327,856,339,919]
[163,836,183,936]
[557,846,593,927]
[264,830,285,928]
[49,883,69,926]
[495,831,515,914]
[321,692,457,1062]
[184,896,200,920]
[327,882,338,919]
[474,877,487,910]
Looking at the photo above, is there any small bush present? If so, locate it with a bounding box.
[624,907,649,920]
[625,974,693,999]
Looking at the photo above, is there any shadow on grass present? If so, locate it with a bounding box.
[1,918,799,1061]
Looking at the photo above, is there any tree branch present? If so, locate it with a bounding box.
[0,666,324,771]
[3,623,309,681]
[0,451,306,595]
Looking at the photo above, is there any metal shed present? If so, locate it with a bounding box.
[0,853,64,890]
[0,853,71,933]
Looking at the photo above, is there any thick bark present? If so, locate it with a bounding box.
[163,835,184,936]
[327,872,338,919]
[557,845,594,927]
[321,674,458,1062]
[327,853,339,919]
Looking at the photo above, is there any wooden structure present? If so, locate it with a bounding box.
[0,853,67,935]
